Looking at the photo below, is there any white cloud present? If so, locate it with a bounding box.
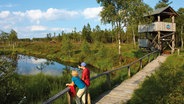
[0,11,10,18]
[0,7,103,39]
[82,7,102,19]
[0,11,17,31]
[13,11,26,17]
[44,8,79,20]
[24,8,79,23]
[7,8,79,24]
[28,25,47,31]
[26,10,43,24]
[44,8,59,20]
[0,7,100,28]
[50,27,65,31]
[31,58,47,64]
[26,10,43,20]
[12,11,26,22]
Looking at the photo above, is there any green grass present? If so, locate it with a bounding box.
[127,52,184,104]
[1,41,147,70]
[0,69,71,104]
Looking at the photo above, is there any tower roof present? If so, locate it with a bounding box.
[145,6,178,20]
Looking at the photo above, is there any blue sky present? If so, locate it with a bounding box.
[0,0,183,39]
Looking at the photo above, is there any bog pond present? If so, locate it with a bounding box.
[1,54,98,76]
[16,54,69,76]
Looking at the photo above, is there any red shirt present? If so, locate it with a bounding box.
[81,67,90,87]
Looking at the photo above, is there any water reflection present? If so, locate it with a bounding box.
[1,54,99,76]
[17,55,70,76]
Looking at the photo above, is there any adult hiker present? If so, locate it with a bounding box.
[78,62,90,104]
[78,62,90,86]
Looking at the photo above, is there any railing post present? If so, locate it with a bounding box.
[140,59,143,69]
[106,73,111,89]
[87,92,91,104]
[128,66,131,77]
[85,88,91,104]
[67,92,72,104]
[148,55,151,63]
[154,53,157,60]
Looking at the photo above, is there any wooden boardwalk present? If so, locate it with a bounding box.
[95,55,168,104]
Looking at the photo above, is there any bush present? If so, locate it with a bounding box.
[0,60,24,104]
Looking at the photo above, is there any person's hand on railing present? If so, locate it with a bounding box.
[66,83,69,86]
[66,83,72,86]
[66,82,74,87]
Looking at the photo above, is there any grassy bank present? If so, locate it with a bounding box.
[127,51,184,104]
[1,41,147,71]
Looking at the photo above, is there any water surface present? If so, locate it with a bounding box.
[16,54,75,76]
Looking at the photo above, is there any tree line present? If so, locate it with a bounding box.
[1,0,183,49]
[0,29,18,45]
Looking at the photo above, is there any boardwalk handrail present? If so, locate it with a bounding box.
[43,50,160,104]
[43,87,70,104]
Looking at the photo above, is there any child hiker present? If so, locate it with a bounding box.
[66,70,86,104]
[78,62,90,103]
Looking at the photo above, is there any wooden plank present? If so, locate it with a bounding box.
[95,55,168,104]
[138,22,176,33]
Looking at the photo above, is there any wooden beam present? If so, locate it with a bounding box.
[171,16,175,54]
[158,31,161,50]
[162,12,177,16]
[158,15,160,22]
[166,41,173,49]
[151,34,158,44]
[171,32,175,54]
[160,33,173,38]
[172,16,175,23]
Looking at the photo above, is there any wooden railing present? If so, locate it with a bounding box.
[43,50,160,104]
